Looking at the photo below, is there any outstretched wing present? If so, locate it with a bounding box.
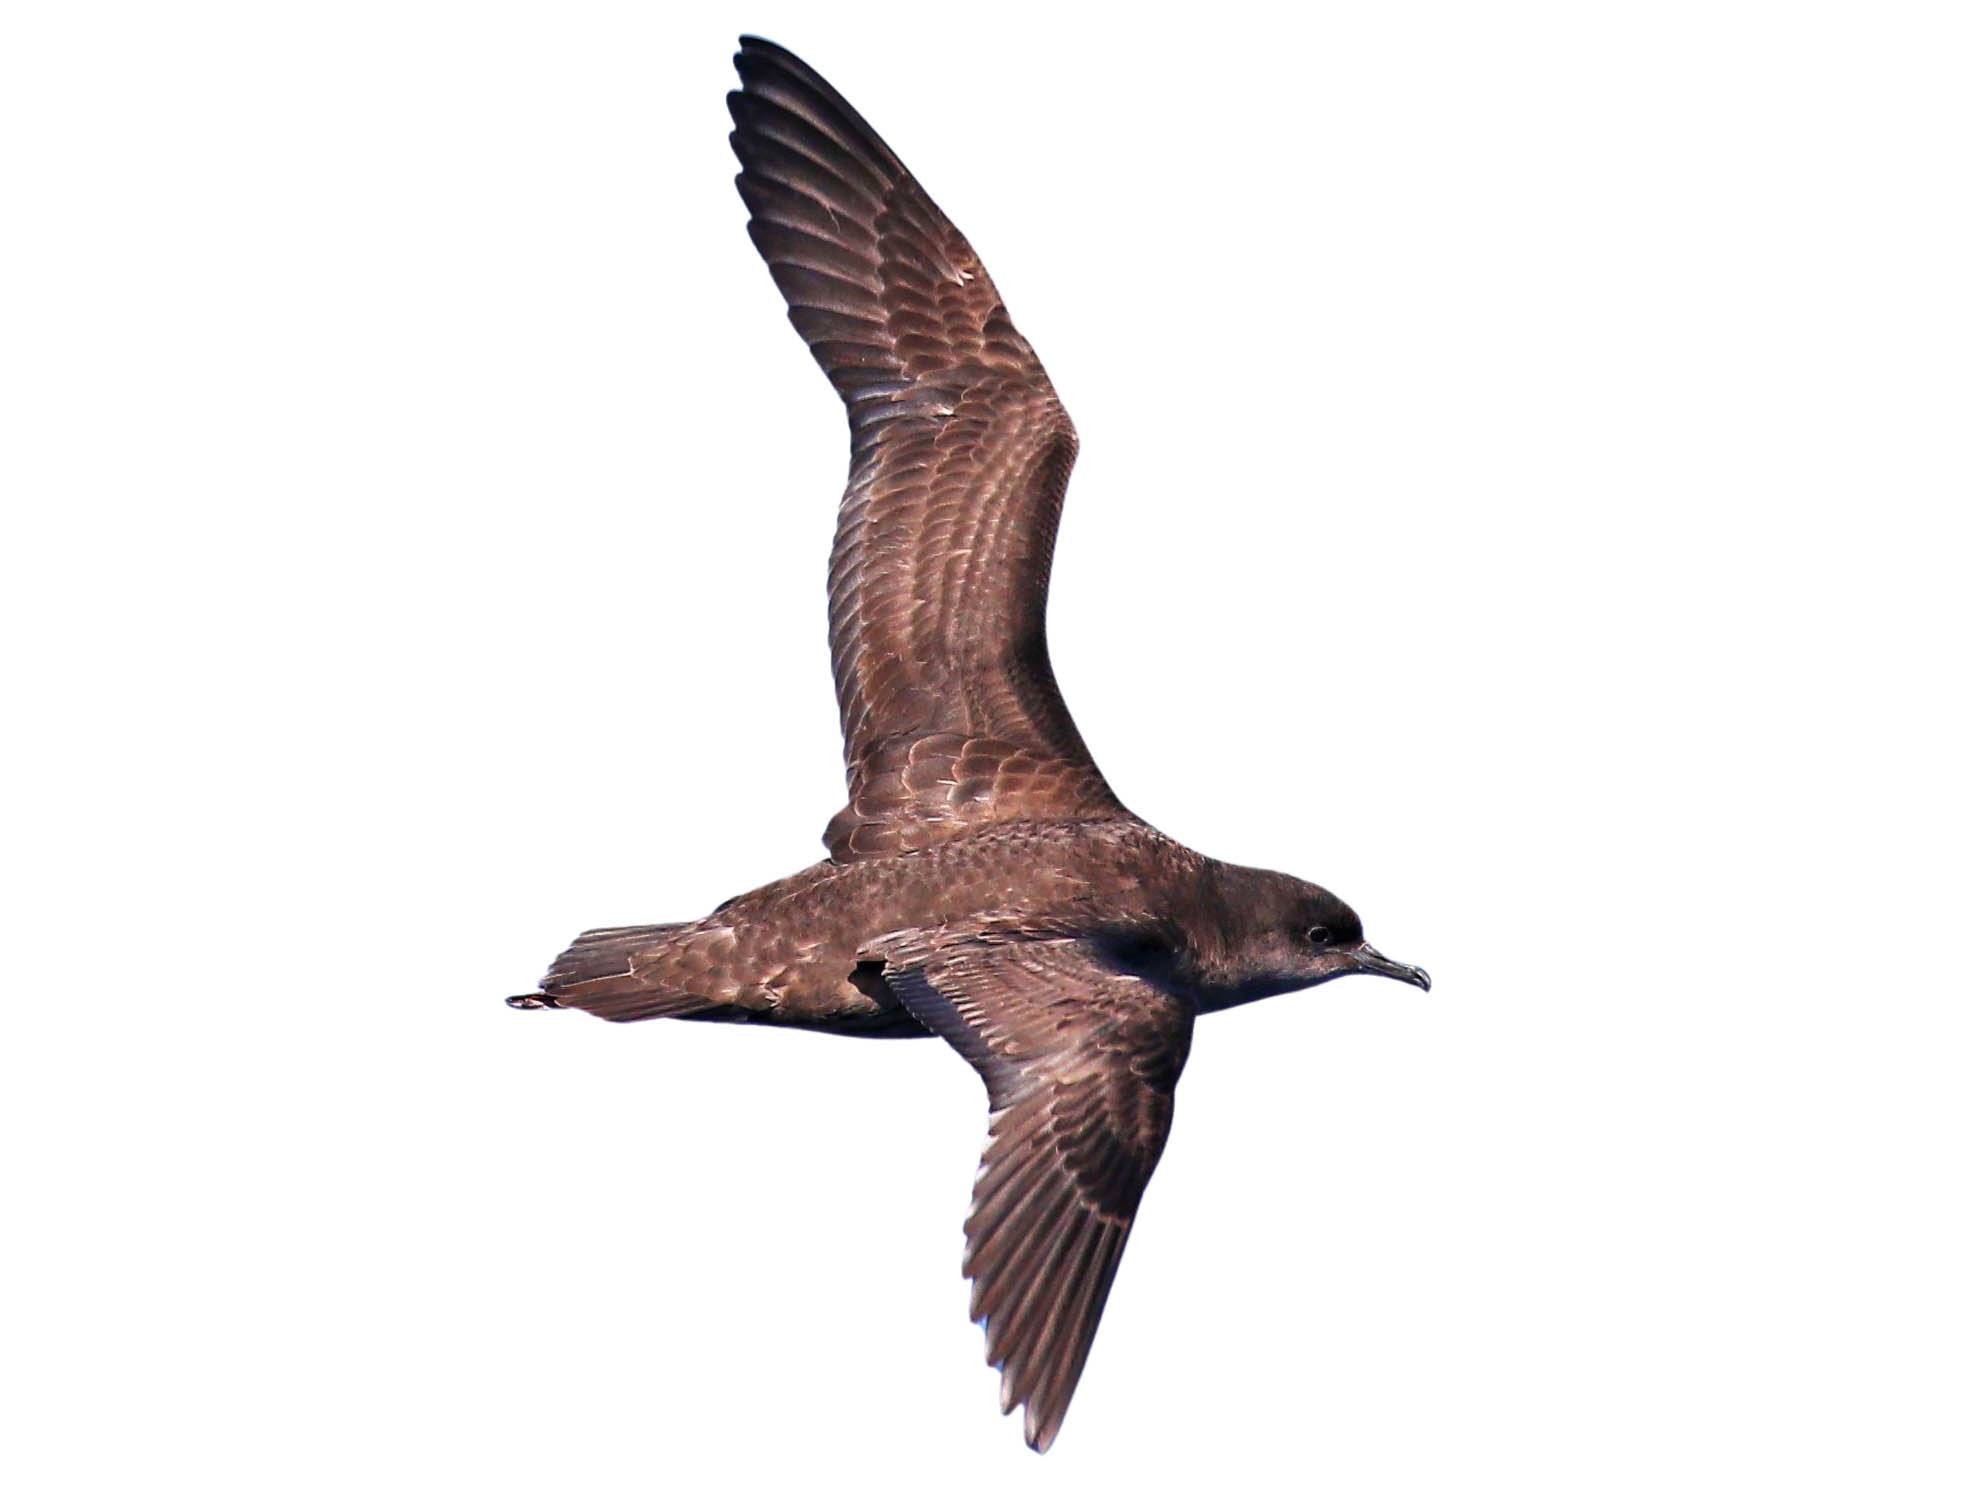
[870,926,1194,1452]
[727,38,1126,861]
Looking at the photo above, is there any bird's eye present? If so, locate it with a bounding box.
[1305,925,1331,945]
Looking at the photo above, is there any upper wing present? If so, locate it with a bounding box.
[727,39,1126,860]
[871,925,1194,1452]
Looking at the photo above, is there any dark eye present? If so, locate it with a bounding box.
[1305,925,1331,945]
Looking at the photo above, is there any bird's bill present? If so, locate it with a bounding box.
[1350,943,1432,991]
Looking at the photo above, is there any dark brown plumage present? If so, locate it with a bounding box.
[511,36,1430,1451]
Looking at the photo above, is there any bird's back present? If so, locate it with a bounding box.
[532,820,1198,1034]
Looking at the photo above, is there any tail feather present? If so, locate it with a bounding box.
[520,923,717,1023]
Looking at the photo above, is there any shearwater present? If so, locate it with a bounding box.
[510,36,1430,1452]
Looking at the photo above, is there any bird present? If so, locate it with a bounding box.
[509,35,1430,1452]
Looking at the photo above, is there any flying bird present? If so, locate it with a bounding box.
[511,35,1430,1452]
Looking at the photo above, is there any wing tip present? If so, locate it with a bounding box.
[733,34,784,70]
[729,35,903,175]
[991,1356,1067,1453]
[1023,1402,1063,1453]
[731,34,826,99]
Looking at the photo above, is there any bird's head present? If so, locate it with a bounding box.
[1194,865,1430,1010]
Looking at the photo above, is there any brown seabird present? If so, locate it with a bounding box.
[511,35,1431,1452]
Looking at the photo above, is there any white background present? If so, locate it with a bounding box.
[4,3,1982,1485]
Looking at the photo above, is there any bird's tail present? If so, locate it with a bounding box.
[509,923,717,1022]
